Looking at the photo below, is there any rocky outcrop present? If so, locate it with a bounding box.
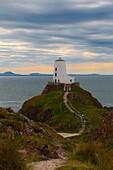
[70,83,102,108]
[0,107,70,161]
[89,111,113,142]
[42,82,64,94]
[71,93,102,108]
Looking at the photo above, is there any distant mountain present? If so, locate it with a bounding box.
[0,71,111,77]
[70,74,101,76]
[29,73,52,76]
[0,71,23,76]
[0,71,52,76]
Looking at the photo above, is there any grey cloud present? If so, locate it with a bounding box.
[0,0,113,71]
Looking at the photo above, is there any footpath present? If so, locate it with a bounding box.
[30,159,65,170]
[58,90,85,138]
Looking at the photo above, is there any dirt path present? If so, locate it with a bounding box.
[59,89,85,138]
[29,158,66,170]
[58,132,80,138]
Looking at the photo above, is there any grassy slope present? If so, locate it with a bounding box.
[69,84,102,132]
[20,88,81,133]
[0,107,74,162]
[89,110,113,145]
[20,83,103,134]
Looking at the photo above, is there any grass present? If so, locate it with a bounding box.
[0,136,29,170]
[19,83,103,135]
[20,90,82,133]
[96,149,113,170]
[75,142,98,164]
[49,101,81,133]
[56,159,95,170]
[56,142,113,170]
[0,107,76,162]
[69,96,102,133]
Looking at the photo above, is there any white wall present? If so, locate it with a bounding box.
[53,59,75,84]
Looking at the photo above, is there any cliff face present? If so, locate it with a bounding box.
[19,83,102,133]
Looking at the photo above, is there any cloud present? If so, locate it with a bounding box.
[0,0,113,74]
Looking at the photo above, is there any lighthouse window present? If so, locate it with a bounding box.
[58,80,60,83]
[55,68,57,71]
[55,79,57,83]
[70,79,72,82]
[55,73,57,76]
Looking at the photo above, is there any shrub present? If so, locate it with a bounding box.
[96,150,113,170]
[76,142,98,165]
[74,142,113,170]
[0,137,29,170]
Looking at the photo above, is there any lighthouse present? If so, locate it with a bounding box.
[53,57,75,84]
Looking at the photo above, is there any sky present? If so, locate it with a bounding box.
[0,0,113,74]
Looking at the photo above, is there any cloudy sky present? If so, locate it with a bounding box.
[0,0,113,74]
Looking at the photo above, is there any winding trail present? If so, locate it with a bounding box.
[29,159,66,170]
[58,88,85,138]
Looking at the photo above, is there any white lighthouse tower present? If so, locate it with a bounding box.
[53,57,75,84]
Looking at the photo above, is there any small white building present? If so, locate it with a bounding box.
[53,57,75,84]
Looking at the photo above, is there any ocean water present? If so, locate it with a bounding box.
[0,75,113,112]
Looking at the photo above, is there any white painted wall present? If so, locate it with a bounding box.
[53,58,75,84]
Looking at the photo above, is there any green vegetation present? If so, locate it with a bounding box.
[0,107,74,163]
[56,160,95,170]
[68,84,102,135]
[19,84,82,133]
[58,110,113,170]
[56,142,113,170]
[69,101,102,131]
[0,136,29,170]
[20,83,102,133]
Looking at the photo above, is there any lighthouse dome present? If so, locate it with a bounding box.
[55,57,65,62]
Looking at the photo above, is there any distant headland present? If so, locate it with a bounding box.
[0,71,52,76]
[0,71,111,77]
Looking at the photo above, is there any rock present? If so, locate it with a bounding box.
[7,126,15,140]
[89,111,113,142]
[74,94,89,105]
[42,82,64,94]
[6,107,14,113]
[38,133,43,138]
[40,144,50,155]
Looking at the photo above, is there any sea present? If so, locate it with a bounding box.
[0,75,113,112]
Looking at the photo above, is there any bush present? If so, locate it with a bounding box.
[76,142,98,165]
[74,142,113,169]
[0,137,29,170]
[96,150,113,170]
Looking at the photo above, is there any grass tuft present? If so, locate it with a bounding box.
[96,150,113,170]
[76,142,98,165]
[0,136,29,170]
